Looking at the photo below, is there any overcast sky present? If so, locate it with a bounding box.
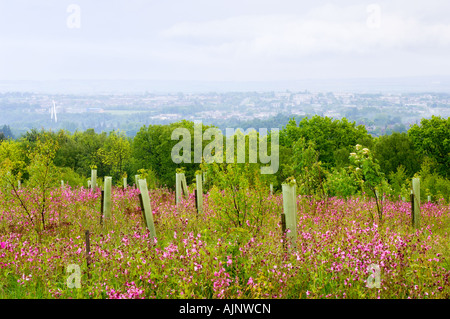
[0,0,449,82]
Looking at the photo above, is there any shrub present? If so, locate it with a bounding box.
[324,167,359,199]
[59,167,86,187]
[205,162,272,235]
[418,157,450,202]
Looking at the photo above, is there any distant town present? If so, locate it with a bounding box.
[1,90,449,138]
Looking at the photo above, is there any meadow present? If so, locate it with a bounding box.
[0,185,449,299]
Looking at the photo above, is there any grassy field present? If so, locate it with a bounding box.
[0,186,449,299]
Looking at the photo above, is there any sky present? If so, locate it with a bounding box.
[0,0,450,83]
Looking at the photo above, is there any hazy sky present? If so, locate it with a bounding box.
[1,0,449,82]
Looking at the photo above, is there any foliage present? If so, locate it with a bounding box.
[53,129,108,178]
[387,165,409,199]
[418,157,450,202]
[408,116,450,178]
[0,139,27,178]
[59,167,86,187]
[136,168,160,189]
[292,138,326,197]
[132,121,212,189]
[2,115,446,197]
[0,125,14,140]
[0,115,447,206]
[96,130,131,181]
[0,131,61,232]
[349,144,386,221]
[276,144,295,189]
[205,161,270,235]
[324,167,360,199]
[280,116,373,171]
[283,176,297,186]
[373,132,421,178]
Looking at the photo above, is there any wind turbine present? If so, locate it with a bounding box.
[50,100,57,123]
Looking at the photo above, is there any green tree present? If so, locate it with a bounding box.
[418,157,450,202]
[0,131,61,232]
[408,116,449,178]
[0,125,14,139]
[54,129,108,178]
[373,132,421,178]
[132,120,213,189]
[0,139,27,178]
[202,128,276,232]
[325,167,360,199]
[349,144,386,222]
[205,161,269,234]
[280,116,373,171]
[388,165,409,198]
[52,130,79,171]
[97,130,131,180]
[292,137,326,197]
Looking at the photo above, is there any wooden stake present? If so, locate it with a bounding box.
[85,230,91,279]
[138,192,145,212]
[281,213,287,250]
[194,189,198,214]
[100,190,104,226]
[281,213,286,233]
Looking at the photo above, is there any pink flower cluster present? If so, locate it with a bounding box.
[107,281,145,299]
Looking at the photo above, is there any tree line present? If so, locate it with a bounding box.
[0,115,448,202]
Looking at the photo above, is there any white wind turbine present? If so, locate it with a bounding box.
[50,100,57,123]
